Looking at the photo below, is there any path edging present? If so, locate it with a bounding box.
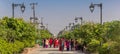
[21,44,39,54]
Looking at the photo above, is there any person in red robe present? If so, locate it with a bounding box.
[49,38,53,48]
[66,39,70,51]
[55,38,59,48]
[59,38,62,51]
[53,38,56,48]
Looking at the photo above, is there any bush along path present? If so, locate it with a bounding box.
[0,17,52,54]
[58,21,120,54]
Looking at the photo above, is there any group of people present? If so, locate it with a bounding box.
[43,38,59,48]
[42,38,86,51]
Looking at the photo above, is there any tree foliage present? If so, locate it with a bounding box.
[59,21,120,54]
[0,17,52,54]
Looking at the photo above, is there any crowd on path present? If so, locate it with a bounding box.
[42,38,87,52]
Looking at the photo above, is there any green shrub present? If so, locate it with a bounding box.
[59,20,120,54]
[0,17,37,54]
[87,39,100,52]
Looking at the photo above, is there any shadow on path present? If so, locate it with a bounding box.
[40,49,59,51]
[29,47,85,54]
[48,53,80,54]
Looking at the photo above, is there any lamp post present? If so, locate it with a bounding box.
[41,25,45,30]
[30,3,38,24]
[89,3,102,24]
[66,26,68,30]
[75,17,83,25]
[46,24,48,30]
[12,3,25,18]
[89,3,103,46]
[69,23,75,30]
[68,23,72,30]
[40,17,45,29]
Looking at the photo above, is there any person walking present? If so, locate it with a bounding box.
[61,38,65,51]
[70,39,75,51]
[45,39,49,48]
[55,38,59,48]
[66,39,70,51]
[53,38,56,48]
[49,38,53,48]
[75,39,78,50]
[43,39,46,48]
[59,38,62,51]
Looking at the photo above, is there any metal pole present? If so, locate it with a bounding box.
[46,24,48,30]
[89,3,103,24]
[12,3,14,18]
[80,17,83,25]
[41,17,44,26]
[81,19,82,25]
[12,3,25,18]
[100,3,102,24]
[33,5,35,23]
[30,3,37,24]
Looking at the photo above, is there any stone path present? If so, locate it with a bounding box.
[29,47,85,54]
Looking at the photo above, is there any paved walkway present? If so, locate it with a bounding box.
[29,47,85,54]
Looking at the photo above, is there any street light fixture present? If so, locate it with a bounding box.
[75,17,83,25]
[46,24,48,30]
[89,3,102,24]
[72,23,75,26]
[21,4,25,13]
[69,23,72,29]
[66,26,68,30]
[89,3,94,13]
[12,3,25,18]
[75,18,78,23]
[41,25,45,30]
[70,23,75,30]
[69,23,71,26]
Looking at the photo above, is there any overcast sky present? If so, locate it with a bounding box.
[0,0,120,36]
